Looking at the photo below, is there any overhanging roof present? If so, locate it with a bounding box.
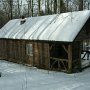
[0,10,90,42]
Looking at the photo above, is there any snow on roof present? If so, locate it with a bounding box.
[0,10,90,42]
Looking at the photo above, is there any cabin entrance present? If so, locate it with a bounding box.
[49,43,68,71]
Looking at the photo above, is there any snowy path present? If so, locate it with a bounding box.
[0,60,90,90]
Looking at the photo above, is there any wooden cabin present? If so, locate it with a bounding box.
[0,10,90,73]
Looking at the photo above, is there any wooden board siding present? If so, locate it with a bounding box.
[72,42,80,60]
[33,42,49,69]
[0,40,4,58]
[0,39,50,69]
[68,44,72,73]
[72,42,81,72]
[0,39,26,63]
[0,39,83,73]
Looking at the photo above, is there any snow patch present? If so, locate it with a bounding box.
[0,60,90,90]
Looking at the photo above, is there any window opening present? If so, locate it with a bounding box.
[26,44,33,56]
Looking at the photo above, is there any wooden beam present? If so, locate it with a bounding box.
[50,44,54,50]
[48,44,50,70]
[50,57,68,61]
[68,44,72,73]
[50,57,68,71]
[79,42,82,72]
[62,45,68,53]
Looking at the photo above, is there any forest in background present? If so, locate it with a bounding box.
[0,0,90,28]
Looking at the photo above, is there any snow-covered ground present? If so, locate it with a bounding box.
[0,60,90,90]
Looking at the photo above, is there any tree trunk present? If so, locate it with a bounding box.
[31,0,33,16]
[38,0,41,16]
[60,0,66,13]
[79,0,83,11]
[47,0,49,14]
[54,0,57,14]
[17,0,20,18]
[9,0,13,19]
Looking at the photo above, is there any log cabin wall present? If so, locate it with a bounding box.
[72,42,81,60]
[33,42,49,69]
[0,39,82,73]
[72,42,81,72]
[67,42,81,73]
[0,39,80,73]
[0,39,50,69]
[0,39,27,63]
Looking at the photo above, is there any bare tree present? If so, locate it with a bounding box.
[1,0,90,28]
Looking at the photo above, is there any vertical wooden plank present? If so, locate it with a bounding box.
[21,40,24,63]
[0,40,2,58]
[4,40,7,59]
[39,42,41,67]
[42,43,47,68]
[68,44,72,73]
[11,40,14,59]
[6,40,8,59]
[36,42,39,67]
[10,40,12,60]
[33,42,36,66]
[1,40,3,58]
[78,42,82,72]
[45,43,50,69]
[22,40,26,64]
[0,40,1,57]
[24,40,26,64]
[31,41,34,66]
[33,42,35,65]
[48,43,50,70]
[37,42,41,67]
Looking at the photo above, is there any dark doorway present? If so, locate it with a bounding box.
[49,43,68,71]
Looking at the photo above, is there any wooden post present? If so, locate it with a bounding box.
[79,42,82,72]
[47,43,50,73]
[45,43,50,69]
[68,44,72,73]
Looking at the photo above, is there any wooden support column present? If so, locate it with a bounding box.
[62,45,68,54]
[46,43,50,70]
[79,42,82,72]
[68,44,72,73]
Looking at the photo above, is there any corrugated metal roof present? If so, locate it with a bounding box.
[0,10,90,42]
